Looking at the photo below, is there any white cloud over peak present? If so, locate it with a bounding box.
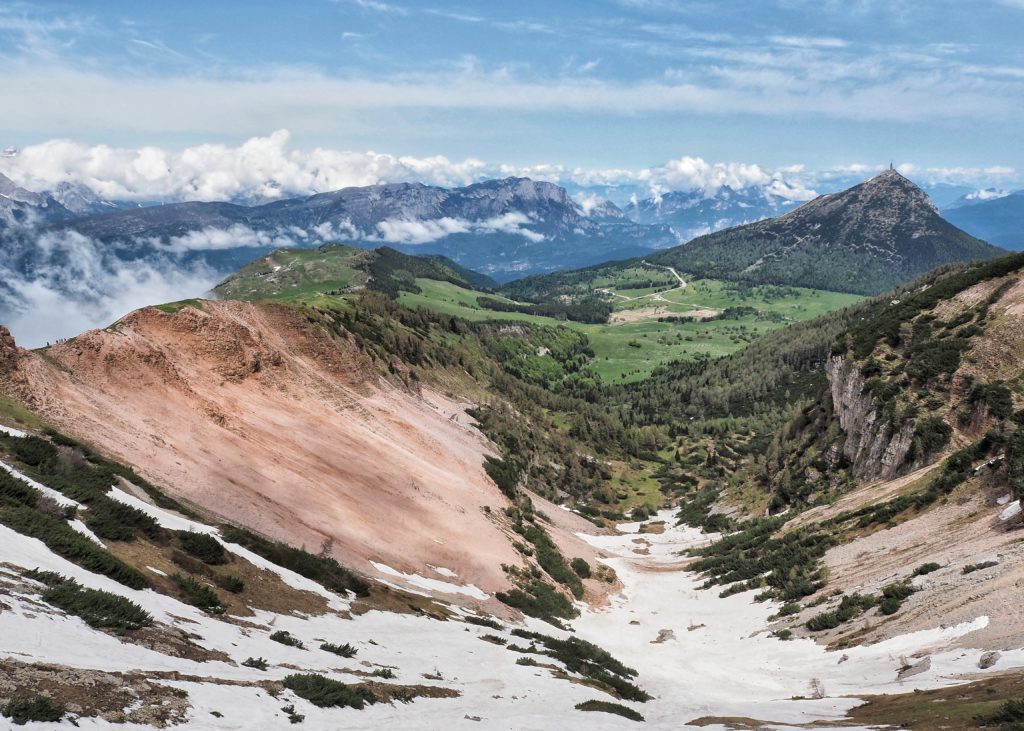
[0,130,489,203]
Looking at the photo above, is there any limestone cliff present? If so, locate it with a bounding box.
[826,354,915,482]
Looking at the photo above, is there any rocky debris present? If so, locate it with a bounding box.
[897,656,931,680]
[0,659,190,727]
[651,629,676,644]
[979,651,1001,669]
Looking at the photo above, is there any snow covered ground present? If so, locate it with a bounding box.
[2,490,1021,731]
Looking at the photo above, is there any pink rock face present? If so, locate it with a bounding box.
[5,301,541,599]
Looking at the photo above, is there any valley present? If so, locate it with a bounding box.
[1,170,1023,730]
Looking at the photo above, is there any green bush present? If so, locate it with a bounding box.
[463,615,501,629]
[176,531,228,565]
[320,642,357,658]
[521,524,584,598]
[496,579,578,625]
[2,696,65,725]
[220,525,369,597]
[0,504,148,589]
[912,562,941,576]
[575,700,644,722]
[83,495,161,541]
[214,574,245,593]
[40,578,153,631]
[242,657,269,671]
[282,674,375,710]
[879,596,902,615]
[172,573,224,613]
[270,630,304,649]
[570,557,591,579]
[963,560,999,574]
[881,582,915,601]
[511,630,650,702]
[981,698,1024,725]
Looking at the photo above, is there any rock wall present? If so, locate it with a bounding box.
[826,354,915,482]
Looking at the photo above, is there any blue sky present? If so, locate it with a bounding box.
[1,0,1023,194]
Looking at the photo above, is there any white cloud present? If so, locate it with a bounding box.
[374,217,470,244]
[0,130,489,202]
[0,230,219,347]
[372,212,544,245]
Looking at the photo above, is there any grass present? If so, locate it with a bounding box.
[151,298,204,314]
[398,277,860,382]
[214,245,367,301]
[0,393,43,430]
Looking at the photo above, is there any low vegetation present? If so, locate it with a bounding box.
[25,569,153,632]
[282,673,376,710]
[220,525,370,597]
[575,700,645,722]
[2,696,65,725]
[171,573,224,613]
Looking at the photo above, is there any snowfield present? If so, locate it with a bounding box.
[2,500,1021,729]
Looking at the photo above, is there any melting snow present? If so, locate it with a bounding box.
[370,562,488,600]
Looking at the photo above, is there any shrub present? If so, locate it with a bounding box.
[176,531,228,565]
[40,578,153,631]
[270,630,304,649]
[214,574,245,593]
[575,700,644,722]
[879,597,902,615]
[0,505,148,589]
[513,631,650,702]
[981,698,1024,725]
[2,696,65,725]
[496,579,578,625]
[172,573,224,613]
[320,642,357,658]
[220,525,369,597]
[881,582,915,601]
[963,560,999,574]
[570,557,591,579]
[463,615,501,630]
[912,562,941,576]
[242,657,269,671]
[282,674,375,710]
[521,524,584,598]
[371,667,394,679]
[516,657,538,666]
[806,610,840,632]
[83,495,161,541]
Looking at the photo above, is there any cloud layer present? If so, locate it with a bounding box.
[0,230,220,348]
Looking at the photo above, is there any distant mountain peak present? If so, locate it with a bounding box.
[648,172,1002,295]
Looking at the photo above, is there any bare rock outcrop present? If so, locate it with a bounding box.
[826,354,915,481]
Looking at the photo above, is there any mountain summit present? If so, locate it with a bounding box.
[648,170,1003,294]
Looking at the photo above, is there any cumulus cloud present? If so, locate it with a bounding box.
[160,224,302,253]
[372,212,543,245]
[0,230,219,347]
[0,130,489,203]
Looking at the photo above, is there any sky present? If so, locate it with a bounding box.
[1,0,1023,198]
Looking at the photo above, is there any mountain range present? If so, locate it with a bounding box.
[942,189,1024,250]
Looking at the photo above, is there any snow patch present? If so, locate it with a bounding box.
[371,562,488,600]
